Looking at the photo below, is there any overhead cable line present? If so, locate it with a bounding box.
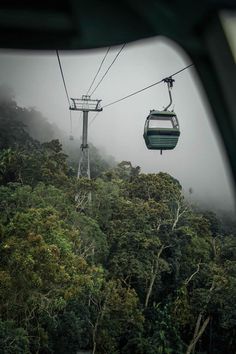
[86,47,111,96]
[56,50,71,107]
[90,43,126,96]
[170,64,194,78]
[90,63,193,127]
[102,63,194,109]
[56,50,74,137]
[89,112,100,126]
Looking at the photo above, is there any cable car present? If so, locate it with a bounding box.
[143,110,180,150]
[143,77,180,152]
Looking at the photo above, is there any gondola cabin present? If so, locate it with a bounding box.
[143,110,180,150]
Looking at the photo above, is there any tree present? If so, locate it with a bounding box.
[0,90,236,353]
[0,320,30,354]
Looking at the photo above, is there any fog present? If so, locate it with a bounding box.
[0,37,235,214]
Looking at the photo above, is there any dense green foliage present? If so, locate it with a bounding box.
[0,93,235,353]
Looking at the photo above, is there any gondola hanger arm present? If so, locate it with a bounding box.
[163,77,175,111]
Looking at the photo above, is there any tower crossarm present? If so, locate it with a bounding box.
[70,95,102,112]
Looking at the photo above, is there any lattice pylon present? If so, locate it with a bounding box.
[77,145,90,179]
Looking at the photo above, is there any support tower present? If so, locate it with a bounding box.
[70,95,102,178]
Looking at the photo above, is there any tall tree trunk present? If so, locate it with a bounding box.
[211,237,217,259]
[90,288,110,354]
[145,266,156,308]
[145,245,165,308]
[186,315,210,354]
[191,313,202,354]
[172,200,188,231]
[91,318,99,354]
[92,330,97,354]
[172,201,181,231]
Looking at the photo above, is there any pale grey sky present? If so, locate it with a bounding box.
[0,36,235,213]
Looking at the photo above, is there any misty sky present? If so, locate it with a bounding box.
[0,36,235,213]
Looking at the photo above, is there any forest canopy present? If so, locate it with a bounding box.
[0,90,235,354]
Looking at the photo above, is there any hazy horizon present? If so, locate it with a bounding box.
[0,36,235,214]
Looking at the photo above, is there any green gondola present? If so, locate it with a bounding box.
[143,77,180,152]
[143,110,180,150]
